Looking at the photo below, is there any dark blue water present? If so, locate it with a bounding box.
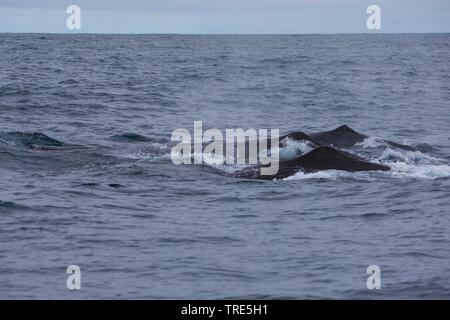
[1,34,449,299]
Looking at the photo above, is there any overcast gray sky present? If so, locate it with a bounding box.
[0,0,449,33]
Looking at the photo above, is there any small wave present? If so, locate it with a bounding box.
[58,79,80,85]
[109,133,153,143]
[0,87,31,97]
[0,200,31,213]
[108,183,125,188]
[341,59,356,64]
[414,143,435,153]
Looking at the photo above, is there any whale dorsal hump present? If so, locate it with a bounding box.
[332,125,358,134]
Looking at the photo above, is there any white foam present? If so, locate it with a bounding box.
[356,136,387,148]
[173,151,251,174]
[114,143,172,160]
[279,138,314,160]
[377,148,450,179]
[283,170,375,181]
[387,161,450,179]
[117,142,450,181]
[378,148,444,165]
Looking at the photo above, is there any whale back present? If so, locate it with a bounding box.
[308,125,367,148]
[293,146,390,173]
[255,146,390,180]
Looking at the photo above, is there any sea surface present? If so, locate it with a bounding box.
[0,34,449,299]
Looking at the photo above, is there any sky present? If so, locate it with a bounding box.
[0,0,449,34]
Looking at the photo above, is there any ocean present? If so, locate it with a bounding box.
[0,33,449,299]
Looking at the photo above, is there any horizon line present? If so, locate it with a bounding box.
[1,31,450,36]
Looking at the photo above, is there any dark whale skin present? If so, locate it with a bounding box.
[280,125,416,151]
[237,146,390,180]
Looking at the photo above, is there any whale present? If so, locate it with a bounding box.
[230,125,401,180]
[232,145,390,180]
[15,125,403,181]
[280,125,416,151]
